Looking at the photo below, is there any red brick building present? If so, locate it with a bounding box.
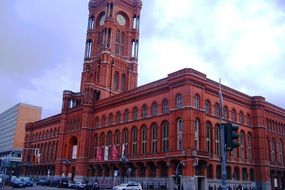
[23,0,285,189]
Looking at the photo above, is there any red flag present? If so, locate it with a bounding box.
[96,147,102,161]
[112,145,118,160]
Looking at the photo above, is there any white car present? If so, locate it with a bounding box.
[112,182,142,190]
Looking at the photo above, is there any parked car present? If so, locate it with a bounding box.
[19,177,33,187]
[85,181,100,190]
[36,178,50,186]
[50,177,69,188]
[112,182,142,190]
[10,178,25,188]
[69,181,87,189]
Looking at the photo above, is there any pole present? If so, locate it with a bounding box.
[219,78,227,190]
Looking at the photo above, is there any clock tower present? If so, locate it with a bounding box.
[80,0,142,102]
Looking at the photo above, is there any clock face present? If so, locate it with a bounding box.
[99,14,106,26]
[116,14,126,26]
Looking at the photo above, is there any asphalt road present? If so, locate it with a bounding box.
[0,185,73,190]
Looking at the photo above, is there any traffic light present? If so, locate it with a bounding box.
[224,123,240,151]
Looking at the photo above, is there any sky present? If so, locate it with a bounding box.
[0,0,284,118]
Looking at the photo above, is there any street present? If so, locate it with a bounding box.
[0,185,73,190]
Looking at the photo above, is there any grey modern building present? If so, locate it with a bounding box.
[0,103,42,175]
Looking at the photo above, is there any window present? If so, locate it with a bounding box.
[87,16,95,30]
[85,40,92,58]
[121,74,126,92]
[242,168,247,181]
[194,94,200,109]
[176,94,183,109]
[205,100,211,114]
[162,99,169,114]
[114,72,119,91]
[115,130,120,152]
[239,111,244,124]
[142,105,147,118]
[223,106,228,119]
[133,107,138,121]
[247,134,252,160]
[141,126,147,155]
[132,128,138,155]
[216,165,221,179]
[177,119,183,150]
[231,109,237,122]
[214,103,220,117]
[115,31,125,56]
[151,102,158,116]
[194,119,200,150]
[101,115,106,127]
[151,123,158,154]
[108,113,113,126]
[215,125,221,155]
[246,114,250,126]
[240,132,245,159]
[162,121,169,153]
[277,139,283,164]
[95,117,99,128]
[116,111,121,124]
[271,139,275,162]
[206,122,211,153]
[124,109,129,123]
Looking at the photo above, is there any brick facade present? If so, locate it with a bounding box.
[23,1,285,189]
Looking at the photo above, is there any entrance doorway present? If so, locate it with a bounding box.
[197,176,205,190]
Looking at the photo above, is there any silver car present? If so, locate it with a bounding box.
[112,182,142,190]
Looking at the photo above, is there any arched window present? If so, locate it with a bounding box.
[242,168,247,181]
[162,99,169,114]
[151,102,158,116]
[194,119,200,150]
[108,113,113,126]
[246,114,250,126]
[206,121,211,153]
[124,109,129,122]
[205,100,211,114]
[133,107,138,121]
[85,40,92,58]
[162,121,169,153]
[114,72,119,91]
[216,165,221,179]
[277,139,283,164]
[142,105,147,118]
[240,132,245,159]
[151,123,158,154]
[250,169,255,181]
[94,135,98,158]
[231,109,237,122]
[271,139,275,162]
[101,115,106,127]
[234,167,240,180]
[239,111,244,124]
[247,133,252,160]
[194,94,200,109]
[177,118,183,150]
[115,31,125,56]
[116,111,121,124]
[88,16,95,30]
[131,128,138,155]
[176,94,183,109]
[207,164,213,179]
[214,103,220,117]
[95,117,99,128]
[223,106,228,119]
[70,136,78,159]
[115,130,120,151]
[215,125,221,155]
[141,126,147,155]
[121,74,126,92]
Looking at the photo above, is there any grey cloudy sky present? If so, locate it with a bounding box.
[0,0,284,118]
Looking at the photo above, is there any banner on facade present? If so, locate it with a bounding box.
[96,147,102,161]
[112,145,118,160]
[104,146,109,160]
